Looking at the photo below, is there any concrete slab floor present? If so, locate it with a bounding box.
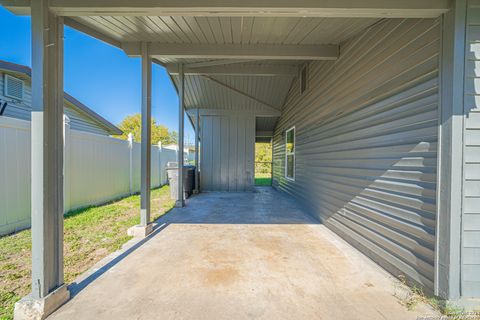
[49,187,437,320]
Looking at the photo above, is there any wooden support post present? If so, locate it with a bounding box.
[194,108,200,193]
[436,0,465,301]
[128,42,154,237]
[176,63,185,207]
[14,1,70,318]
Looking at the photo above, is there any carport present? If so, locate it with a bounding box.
[47,188,435,320]
[3,1,479,318]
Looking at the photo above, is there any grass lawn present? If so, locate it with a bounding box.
[0,185,174,320]
[255,178,272,186]
[255,173,272,186]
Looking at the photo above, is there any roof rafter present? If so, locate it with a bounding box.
[201,75,281,116]
[64,17,121,48]
[166,64,298,76]
[186,59,254,68]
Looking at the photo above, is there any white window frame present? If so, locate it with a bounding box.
[285,126,295,181]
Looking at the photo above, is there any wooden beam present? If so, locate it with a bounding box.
[256,130,274,137]
[2,0,450,18]
[64,17,121,48]
[187,108,279,117]
[186,59,253,68]
[166,64,298,76]
[123,43,339,60]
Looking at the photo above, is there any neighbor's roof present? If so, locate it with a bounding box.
[0,59,122,135]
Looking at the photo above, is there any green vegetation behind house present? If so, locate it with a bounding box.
[255,177,273,186]
[0,185,174,320]
[114,114,177,145]
[255,142,272,186]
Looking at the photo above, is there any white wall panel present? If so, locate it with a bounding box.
[0,116,177,236]
[0,117,30,235]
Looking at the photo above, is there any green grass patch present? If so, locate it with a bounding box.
[255,178,272,186]
[0,185,174,320]
[393,275,478,319]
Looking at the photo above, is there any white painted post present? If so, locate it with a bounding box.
[63,115,71,213]
[194,108,200,193]
[128,132,134,195]
[15,1,70,318]
[176,63,185,207]
[158,141,163,185]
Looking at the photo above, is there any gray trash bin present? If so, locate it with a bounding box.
[167,165,196,200]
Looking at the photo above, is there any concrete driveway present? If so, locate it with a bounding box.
[50,188,436,320]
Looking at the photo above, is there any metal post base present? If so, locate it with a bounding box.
[14,284,69,320]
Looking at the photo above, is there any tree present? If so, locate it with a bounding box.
[114,114,177,145]
[255,142,272,175]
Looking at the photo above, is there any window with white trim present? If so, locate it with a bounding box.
[285,127,295,180]
[4,74,24,101]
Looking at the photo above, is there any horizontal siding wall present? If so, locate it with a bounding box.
[463,2,480,297]
[273,18,440,291]
[0,116,177,236]
[0,72,32,119]
[64,105,111,136]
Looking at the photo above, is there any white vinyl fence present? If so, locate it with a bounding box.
[0,116,177,236]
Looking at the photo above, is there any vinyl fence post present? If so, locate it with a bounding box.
[63,115,71,213]
[128,133,133,195]
[158,141,163,185]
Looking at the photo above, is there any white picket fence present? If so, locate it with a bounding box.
[0,116,178,236]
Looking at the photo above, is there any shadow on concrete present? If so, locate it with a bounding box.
[156,186,320,225]
[68,222,169,298]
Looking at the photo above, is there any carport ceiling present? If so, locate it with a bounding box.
[72,16,379,47]
[4,1,450,128]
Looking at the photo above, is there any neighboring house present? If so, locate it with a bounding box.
[163,144,194,163]
[0,60,122,136]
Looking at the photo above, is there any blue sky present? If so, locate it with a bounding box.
[0,7,194,142]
